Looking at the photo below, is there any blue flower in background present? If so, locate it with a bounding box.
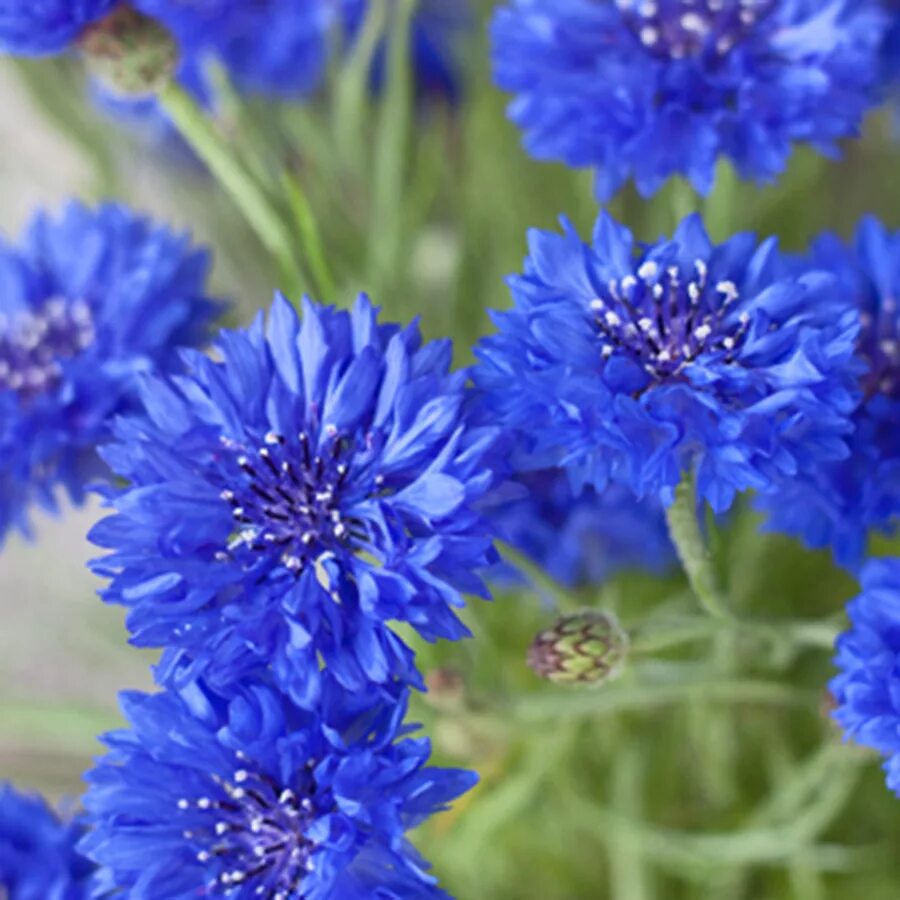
[0,202,218,544]
[0,783,95,899]
[137,0,334,99]
[97,0,471,162]
[90,294,503,704]
[474,212,859,514]
[80,678,475,898]
[342,0,472,103]
[491,0,888,199]
[831,557,900,794]
[0,0,115,56]
[757,218,900,568]
[485,469,674,590]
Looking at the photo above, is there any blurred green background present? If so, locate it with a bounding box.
[2,2,900,897]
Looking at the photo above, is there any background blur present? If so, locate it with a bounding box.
[3,4,900,897]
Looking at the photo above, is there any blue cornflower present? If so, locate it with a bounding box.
[757,218,900,568]
[80,677,475,898]
[474,212,860,514]
[0,201,218,544]
[135,0,334,99]
[485,469,674,590]
[831,557,900,793]
[491,0,888,199]
[0,0,115,55]
[90,294,503,704]
[0,782,95,899]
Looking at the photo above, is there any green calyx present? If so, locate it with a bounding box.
[78,5,178,97]
[528,611,629,686]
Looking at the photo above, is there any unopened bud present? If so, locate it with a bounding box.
[527,611,628,686]
[79,5,177,96]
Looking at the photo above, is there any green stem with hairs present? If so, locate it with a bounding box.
[666,472,732,620]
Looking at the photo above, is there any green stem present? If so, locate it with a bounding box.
[511,675,814,723]
[495,540,583,612]
[368,0,416,291]
[666,473,731,620]
[159,82,306,292]
[282,173,336,299]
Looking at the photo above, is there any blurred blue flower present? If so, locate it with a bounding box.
[831,557,900,793]
[0,783,95,899]
[90,294,503,704]
[342,0,472,103]
[485,469,674,590]
[137,0,334,99]
[0,202,218,544]
[0,0,115,55]
[80,677,474,898]
[757,218,900,568]
[474,211,860,514]
[97,0,471,162]
[491,0,888,199]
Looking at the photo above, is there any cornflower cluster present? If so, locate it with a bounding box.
[6,0,900,894]
[78,292,503,894]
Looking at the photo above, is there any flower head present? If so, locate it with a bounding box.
[91,294,502,704]
[0,782,95,898]
[80,678,474,898]
[757,218,900,568]
[474,211,859,513]
[831,557,900,793]
[491,0,888,199]
[527,610,629,686]
[485,469,674,589]
[0,0,115,56]
[0,201,218,544]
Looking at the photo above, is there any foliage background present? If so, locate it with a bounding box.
[2,2,900,897]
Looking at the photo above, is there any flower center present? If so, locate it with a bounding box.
[617,0,773,59]
[859,297,900,400]
[177,756,319,896]
[589,258,750,380]
[217,429,366,573]
[0,298,95,401]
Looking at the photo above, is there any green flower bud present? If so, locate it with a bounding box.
[527,611,629,686]
[79,5,178,97]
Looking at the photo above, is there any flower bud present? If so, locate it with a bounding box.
[78,5,177,96]
[527,611,628,686]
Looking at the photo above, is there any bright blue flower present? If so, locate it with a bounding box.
[0,782,95,899]
[474,211,860,514]
[491,0,888,199]
[757,218,900,568]
[80,677,475,898]
[831,557,900,794]
[485,469,674,590]
[0,202,218,544]
[0,0,115,56]
[90,294,503,705]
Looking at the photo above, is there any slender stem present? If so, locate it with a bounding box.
[282,172,336,299]
[159,82,306,292]
[630,613,841,657]
[665,473,731,620]
[368,0,416,291]
[494,540,583,612]
[511,676,815,723]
